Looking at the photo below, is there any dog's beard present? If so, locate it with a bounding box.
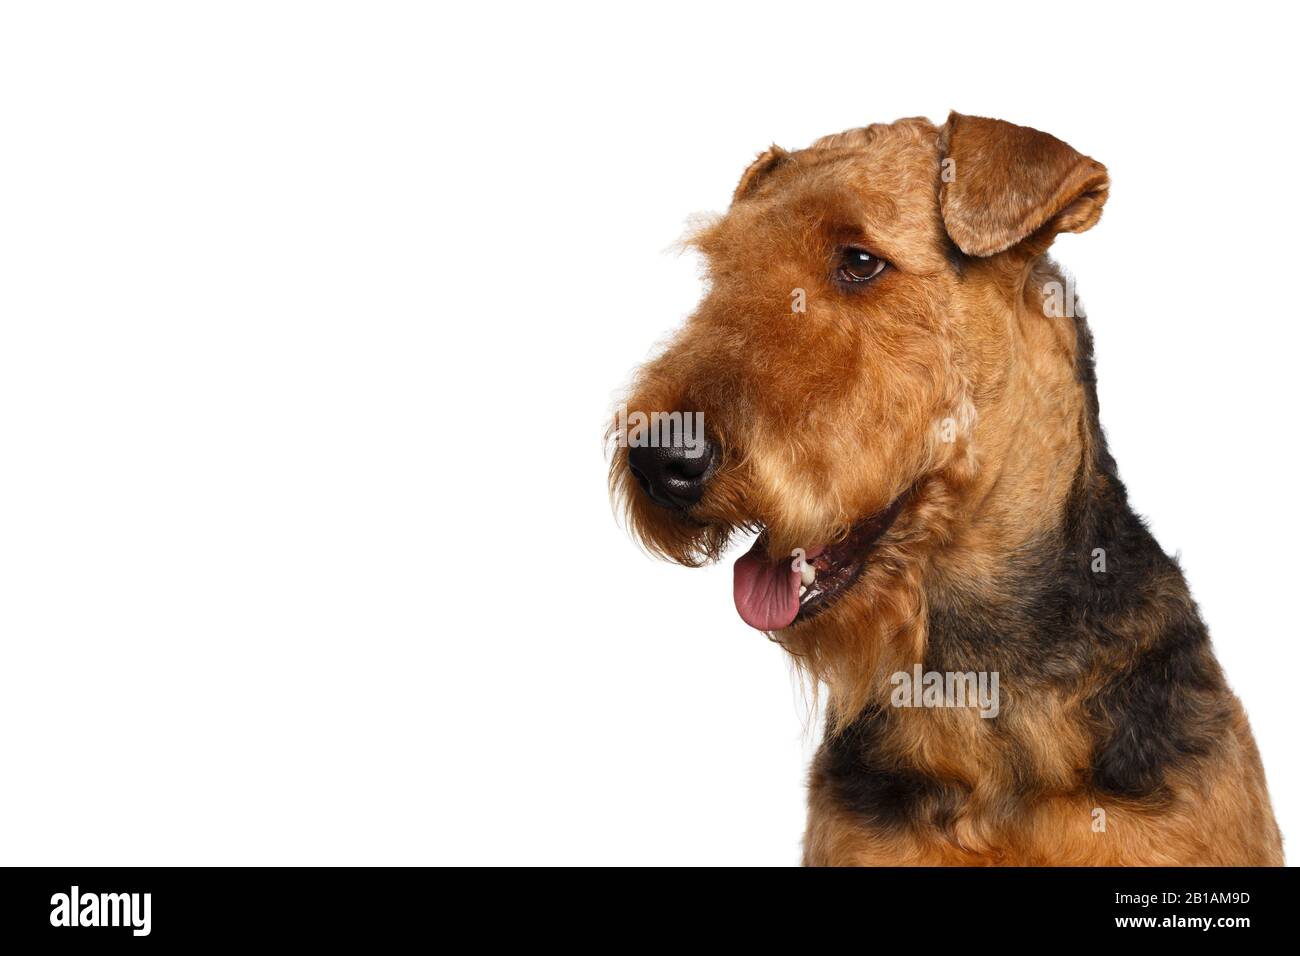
[608,450,738,566]
[612,444,911,633]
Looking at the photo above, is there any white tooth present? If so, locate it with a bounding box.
[791,548,817,587]
[799,585,807,597]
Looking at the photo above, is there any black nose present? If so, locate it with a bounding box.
[628,435,716,510]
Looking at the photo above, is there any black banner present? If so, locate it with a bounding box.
[1,866,1293,943]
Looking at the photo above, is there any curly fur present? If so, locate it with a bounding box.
[609,113,1282,866]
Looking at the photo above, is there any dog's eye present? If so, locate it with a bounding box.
[836,248,887,284]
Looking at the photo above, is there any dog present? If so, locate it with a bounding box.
[609,113,1283,865]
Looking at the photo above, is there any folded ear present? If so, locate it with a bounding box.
[939,112,1109,257]
[732,145,790,204]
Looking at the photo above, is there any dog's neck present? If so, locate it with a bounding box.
[812,252,1189,735]
[812,254,1112,725]
[931,255,1093,591]
[815,254,1227,813]
[910,251,1191,684]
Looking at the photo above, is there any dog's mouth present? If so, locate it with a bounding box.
[731,495,907,632]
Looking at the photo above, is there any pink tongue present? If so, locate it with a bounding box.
[733,539,801,631]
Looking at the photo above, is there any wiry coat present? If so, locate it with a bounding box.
[611,114,1282,865]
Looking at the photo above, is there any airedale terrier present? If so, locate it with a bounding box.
[610,113,1283,866]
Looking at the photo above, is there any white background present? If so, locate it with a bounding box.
[1,2,1296,866]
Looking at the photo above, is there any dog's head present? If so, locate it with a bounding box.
[609,113,1108,688]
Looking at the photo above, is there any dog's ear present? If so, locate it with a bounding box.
[732,145,790,204]
[939,112,1109,257]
